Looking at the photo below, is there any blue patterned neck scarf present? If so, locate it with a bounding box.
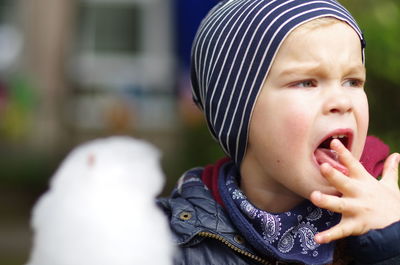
[218,162,341,265]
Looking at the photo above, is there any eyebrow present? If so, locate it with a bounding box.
[278,64,366,78]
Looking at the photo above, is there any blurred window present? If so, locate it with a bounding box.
[0,0,13,24]
[78,3,142,54]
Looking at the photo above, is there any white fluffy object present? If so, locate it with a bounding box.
[26,136,174,265]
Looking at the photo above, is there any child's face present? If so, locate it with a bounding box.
[243,21,368,202]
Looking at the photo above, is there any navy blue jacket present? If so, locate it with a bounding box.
[158,168,400,265]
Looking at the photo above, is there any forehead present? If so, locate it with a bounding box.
[269,19,365,76]
[293,17,343,32]
[284,18,362,57]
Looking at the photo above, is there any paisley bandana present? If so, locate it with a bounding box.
[219,162,341,265]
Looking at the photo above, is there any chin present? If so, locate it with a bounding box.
[304,173,339,198]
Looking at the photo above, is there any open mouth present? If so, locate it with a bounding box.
[314,130,353,175]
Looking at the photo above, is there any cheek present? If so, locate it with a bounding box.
[251,93,312,161]
[277,108,311,156]
[360,98,369,130]
[354,95,370,159]
[356,91,369,122]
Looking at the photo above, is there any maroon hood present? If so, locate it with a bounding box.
[360,135,390,178]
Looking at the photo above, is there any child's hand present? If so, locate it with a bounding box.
[310,139,400,244]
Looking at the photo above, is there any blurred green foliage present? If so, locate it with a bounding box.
[0,76,37,141]
[1,0,400,189]
[342,0,400,152]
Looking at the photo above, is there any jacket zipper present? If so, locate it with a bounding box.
[197,231,274,265]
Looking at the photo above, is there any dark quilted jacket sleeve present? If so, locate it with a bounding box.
[347,221,400,265]
[157,197,263,265]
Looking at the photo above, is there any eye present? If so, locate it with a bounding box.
[290,80,316,88]
[343,79,364,88]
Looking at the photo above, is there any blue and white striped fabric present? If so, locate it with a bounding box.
[191,0,366,165]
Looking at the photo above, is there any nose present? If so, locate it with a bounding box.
[322,87,353,115]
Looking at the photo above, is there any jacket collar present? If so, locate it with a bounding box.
[171,168,259,255]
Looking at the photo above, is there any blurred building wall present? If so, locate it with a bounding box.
[20,0,74,151]
[16,0,176,150]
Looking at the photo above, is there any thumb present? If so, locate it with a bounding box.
[381,153,400,185]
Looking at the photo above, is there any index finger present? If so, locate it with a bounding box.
[331,139,365,178]
[314,220,357,244]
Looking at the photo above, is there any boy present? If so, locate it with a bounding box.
[159,0,400,264]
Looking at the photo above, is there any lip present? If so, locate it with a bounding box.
[316,128,354,151]
[312,128,354,167]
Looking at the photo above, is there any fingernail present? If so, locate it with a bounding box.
[315,234,324,244]
[312,191,321,202]
[331,139,341,148]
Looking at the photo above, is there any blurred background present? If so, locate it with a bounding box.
[0,0,399,264]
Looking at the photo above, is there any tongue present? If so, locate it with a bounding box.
[314,148,349,176]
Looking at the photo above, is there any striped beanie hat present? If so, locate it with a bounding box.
[191,0,366,165]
